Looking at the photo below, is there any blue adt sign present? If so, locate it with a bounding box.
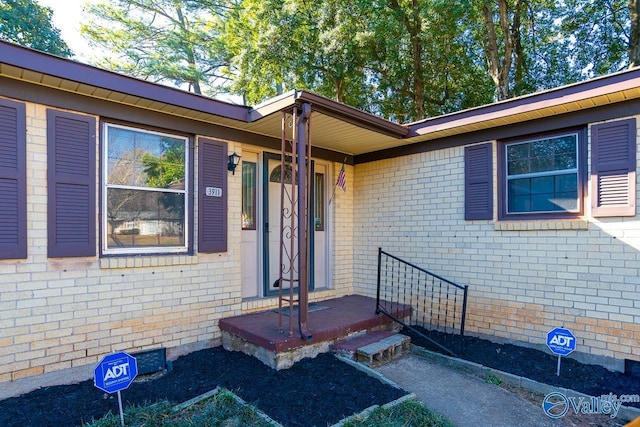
[546,328,576,356]
[94,352,138,394]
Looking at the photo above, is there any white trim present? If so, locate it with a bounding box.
[101,123,190,255]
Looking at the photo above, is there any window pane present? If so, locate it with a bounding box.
[507,159,528,175]
[531,176,554,195]
[107,127,185,190]
[505,133,579,214]
[314,173,324,231]
[507,134,577,176]
[242,162,256,230]
[105,188,185,248]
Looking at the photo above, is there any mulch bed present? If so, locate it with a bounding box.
[405,327,640,408]
[0,348,405,427]
[2,329,639,426]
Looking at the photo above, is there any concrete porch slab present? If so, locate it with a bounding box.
[219,295,411,369]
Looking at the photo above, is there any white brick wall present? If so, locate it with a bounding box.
[0,103,244,383]
[354,120,640,368]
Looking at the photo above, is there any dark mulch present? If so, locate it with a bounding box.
[405,327,640,408]
[0,348,405,427]
[3,330,639,427]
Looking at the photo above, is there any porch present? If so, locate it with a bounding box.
[219,294,411,369]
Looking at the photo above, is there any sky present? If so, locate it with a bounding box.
[36,0,100,62]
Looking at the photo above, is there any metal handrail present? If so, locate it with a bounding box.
[376,247,469,356]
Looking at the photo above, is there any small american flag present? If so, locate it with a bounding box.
[336,163,346,191]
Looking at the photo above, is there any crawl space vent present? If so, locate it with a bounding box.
[132,348,166,375]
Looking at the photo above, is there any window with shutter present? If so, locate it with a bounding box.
[198,138,227,253]
[498,129,586,220]
[591,118,637,217]
[47,109,96,258]
[0,99,26,259]
[465,143,493,220]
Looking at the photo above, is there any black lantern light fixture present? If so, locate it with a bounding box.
[227,152,241,175]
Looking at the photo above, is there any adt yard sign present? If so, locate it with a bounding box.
[94,351,138,394]
[546,327,576,356]
[547,327,576,376]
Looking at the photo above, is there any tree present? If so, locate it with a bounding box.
[363,0,493,120]
[559,0,630,77]
[223,0,374,107]
[631,0,640,66]
[81,0,230,96]
[223,0,494,121]
[0,0,72,57]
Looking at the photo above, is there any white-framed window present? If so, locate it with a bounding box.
[102,123,189,255]
[503,132,580,216]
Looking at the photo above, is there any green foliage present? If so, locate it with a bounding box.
[342,399,455,427]
[483,372,503,385]
[559,0,630,77]
[81,0,231,96]
[0,0,72,57]
[142,139,185,190]
[83,389,274,427]
[222,0,494,121]
[80,0,638,120]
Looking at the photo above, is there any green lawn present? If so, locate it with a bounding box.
[83,388,453,427]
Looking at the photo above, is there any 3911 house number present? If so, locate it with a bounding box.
[205,187,222,197]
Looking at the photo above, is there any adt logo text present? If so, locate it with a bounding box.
[548,334,574,347]
[104,361,130,381]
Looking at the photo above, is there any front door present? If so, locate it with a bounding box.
[263,153,328,295]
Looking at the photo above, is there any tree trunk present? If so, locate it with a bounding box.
[512,1,526,95]
[482,0,513,101]
[387,0,425,119]
[175,3,202,95]
[630,0,640,67]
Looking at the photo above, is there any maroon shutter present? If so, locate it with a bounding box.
[0,99,26,259]
[591,118,636,217]
[47,110,96,257]
[465,142,493,220]
[198,138,228,252]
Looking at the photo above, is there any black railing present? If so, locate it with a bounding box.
[376,248,468,357]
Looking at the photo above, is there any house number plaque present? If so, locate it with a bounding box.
[205,187,222,197]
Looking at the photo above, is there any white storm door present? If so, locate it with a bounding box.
[241,153,259,298]
[312,164,327,289]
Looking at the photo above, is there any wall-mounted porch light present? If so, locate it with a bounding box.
[228,152,241,175]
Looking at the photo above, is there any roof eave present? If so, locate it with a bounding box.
[0,41,250,122]
[248,89,409,139]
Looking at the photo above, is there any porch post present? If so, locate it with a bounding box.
[297,103,312,340]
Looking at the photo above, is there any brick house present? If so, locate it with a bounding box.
[0,41,639,394]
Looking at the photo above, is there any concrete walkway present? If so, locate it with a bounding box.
[375,353,565,427]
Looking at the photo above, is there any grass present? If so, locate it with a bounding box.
[83,388,274,427]
[83,389,453,427]
[483,372,503,386]
[341,399,454,427]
